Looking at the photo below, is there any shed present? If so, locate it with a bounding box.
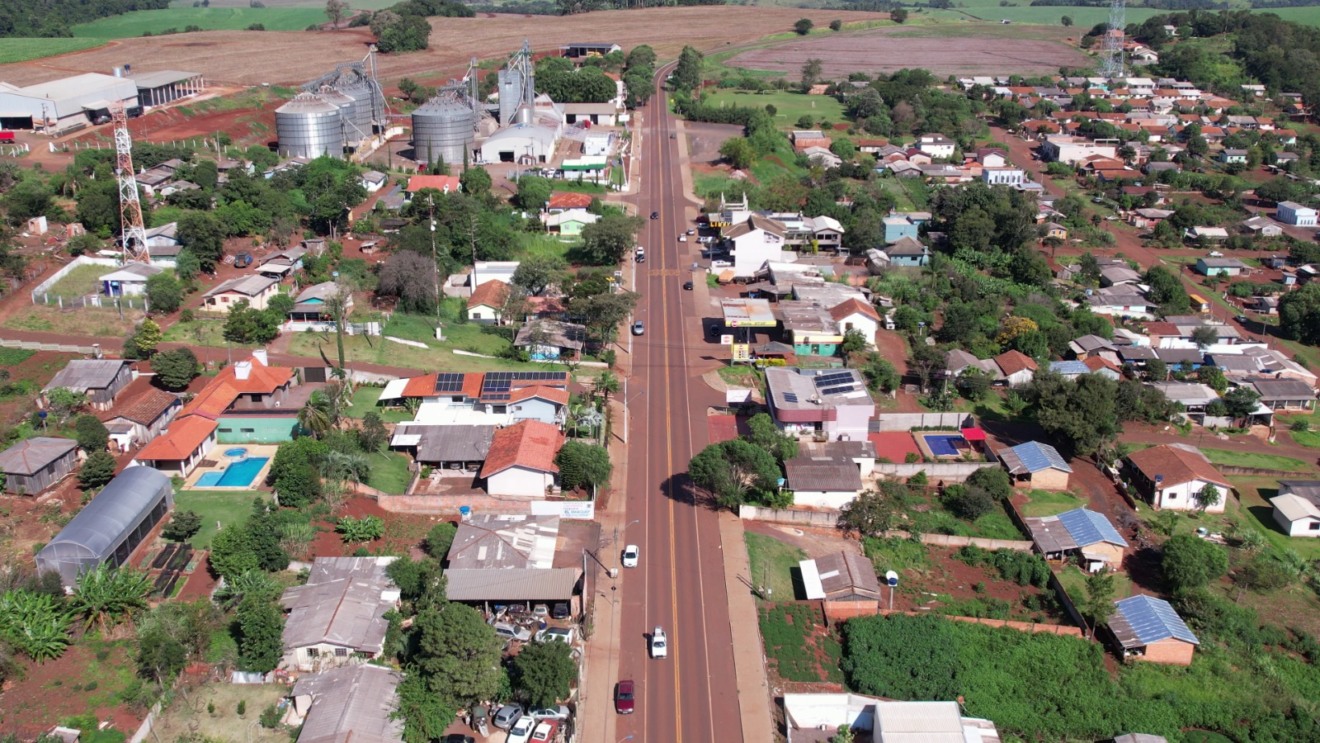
[0,436,79,495]
[799,551,881,601]
[36,466,173,587]
[1024,507,1127,572]
[1106,594,1198,666]
[99,263,163,297]
[288,664,404,743]
[1269,480,1320,537]
[998,441,1072,490]
[784,455,864,509]
[42,359,134,410]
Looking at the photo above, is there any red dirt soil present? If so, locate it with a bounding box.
[729,26,1089,78]
[893,546,1064,623]
[0,642,145,740]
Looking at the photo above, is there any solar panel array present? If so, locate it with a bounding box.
[815,372,855,386]
[480,371,567,401]
[1011,442,1071,473]
[820,384,856,396]
[783,392,799,403]
[434,372,465,393]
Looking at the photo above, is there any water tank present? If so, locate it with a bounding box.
[276,93,344,159]
[497,69,523,126]
[412,98,476,168]
[334,77,376,146]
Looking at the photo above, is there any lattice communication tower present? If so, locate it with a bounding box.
[1102,0,1127,80]
[111,101,148,262]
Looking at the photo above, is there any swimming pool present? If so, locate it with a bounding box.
[922,434,965,457]
[195,456,269,488]
[224,447,249,458]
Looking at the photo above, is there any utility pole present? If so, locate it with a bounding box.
[430,193,443,340]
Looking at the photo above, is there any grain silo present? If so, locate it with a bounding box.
[412,97,476,168]
[275,92,344,159]
[334,75,377,146]
[497,68,523,127]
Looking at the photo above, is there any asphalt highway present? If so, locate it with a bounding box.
[612,74,744,743]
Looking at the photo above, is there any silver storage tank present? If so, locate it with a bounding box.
[497,69,523,126]
[276,92,344,159]
[315,88,356,145]
[334,77,377,146]
[412,98,476,167]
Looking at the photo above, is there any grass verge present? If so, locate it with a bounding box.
[1200,447,1310,473]
[745,531,806,601]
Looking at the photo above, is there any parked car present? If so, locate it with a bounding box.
[528,706,571,722]
[493,623,532,643]
[711,260,732,269]
[622,544,639,568]
[650,627,668,659]
[530,721,558,743]
[442,735,475,743]
[535,626,575,645]
[686,228,696,235]
[233,253,253,268]
[493,704,524,730]
[631,321,645,336]
[678,234,687,242]
[615,680,635,714]
[551,602,571,620]
[532,604,549,618]
[506,715,536,743]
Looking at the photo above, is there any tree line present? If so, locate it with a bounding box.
[0,0,169,37]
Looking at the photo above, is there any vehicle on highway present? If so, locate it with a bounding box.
[635,246,645,263]
[650,211,659,219]
[493,704,523,730]
[678,234,687,241]
[632,321,645,336]
[622,544,639,567]
[1235,315,1248,324]
[650,627,668,658]
[686,228,696,235]
[506,715,536,743]
[528,706,571,722]
[683,280,694,291]
[530,721,558,743]
[493,622,532,643]
[615,680,635,714]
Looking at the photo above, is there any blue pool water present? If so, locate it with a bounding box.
[195,456,269,488]
[224,447,249,458]
[923,434,964,457]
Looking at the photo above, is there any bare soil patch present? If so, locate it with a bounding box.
[0,8,887,87]
[729,25,1089,78]
[887,544,1066,623]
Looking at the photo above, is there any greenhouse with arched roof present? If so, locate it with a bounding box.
[37,465,173,587]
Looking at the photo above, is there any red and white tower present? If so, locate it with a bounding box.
[110,101,148,262]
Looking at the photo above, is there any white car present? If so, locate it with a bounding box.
[622,544,639,568]
[528,705,570,722]
[535,626,576,645]
[650,627,668,659]
[710,260,732,269]
[506,715,536,743]
[678,235,687,242]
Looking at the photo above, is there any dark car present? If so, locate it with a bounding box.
[650,211,659,220]
[233,252,253,269]
[443,736,475,743]
[683,280,694,291]
[551,602,571,619]
[615,679,636,714]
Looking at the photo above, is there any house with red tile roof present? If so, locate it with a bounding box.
[383,371,570,426]
[102,385,182,453]
[466,279,511,325]
[546,191,594,211]
[136,415,218,477]
[1125,444,1231,513]
[480,420,565,497]
[993,350,1038,388]
[405,175,461,194]
[829,298,882,346]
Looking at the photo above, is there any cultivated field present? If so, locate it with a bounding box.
[728,23,1090,78]
[0,7,886,87]
[0,38,107,64]
[71,7,326,37]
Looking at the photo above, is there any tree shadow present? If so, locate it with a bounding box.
[1124,545,1167,594]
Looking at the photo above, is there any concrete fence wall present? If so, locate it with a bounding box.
[738,504,839,527]
[873,461,997,481]
[873,412,973,432]
[0,337,98,354]
[29,256,119,299]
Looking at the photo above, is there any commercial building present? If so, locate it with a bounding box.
[36,466,173,587]
[131,70,205,108]
[99,263,164,297]
[1039,135,1118,165]
[1276,200,1317,227]
[444,515,579,612]
[765,368,875,442]
[479,123,558,164]
[0,72,139,133]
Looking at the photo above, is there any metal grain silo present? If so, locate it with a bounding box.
[276,92,344,159]
[412,98,476,168]
[497,68,523,126]
[333,76,377,146]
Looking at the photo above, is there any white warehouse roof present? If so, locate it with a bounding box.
[0,73,139,119]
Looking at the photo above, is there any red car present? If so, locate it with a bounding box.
[615,679,635,714]
[530,720,558,743]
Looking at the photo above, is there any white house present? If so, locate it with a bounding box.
[723,213,789,278]
[785,454,863,509]
[466,279,510,325]
[765,368,875,442]
[144,222,181,267]
[360,170,387,193]
[1276,200,1318,227]
[480,420,564,497]
[828,298,881,346]
[1125,444,1231,513]
[99,263,163,297]
[1040,135,1117,165]
[1270,481,1320,537]
[983,167,1026,186]
[916,133,956,159]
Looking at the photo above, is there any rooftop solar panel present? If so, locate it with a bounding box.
[820,385,857,396]
[783,392,799,403]
[435,372,465,393]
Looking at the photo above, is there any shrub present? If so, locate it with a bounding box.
[259,704,281,728]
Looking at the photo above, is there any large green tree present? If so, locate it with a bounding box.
[1279,284,1320,345]
[236,594,285,673]
[580,213,643,265]
[177,211,225,273]
[555,440,612,491]
[688,438,782,509]
[512,640,576,708]
[1162,533,1229,593]
[414,602,505,707]
[152,347,200,391]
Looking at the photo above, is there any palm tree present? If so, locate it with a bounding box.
[298,391,335,439]
[70,564,152,632]
[593,371,620,409]
[322,450,371,485]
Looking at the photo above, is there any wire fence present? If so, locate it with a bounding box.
[31,292,148,311]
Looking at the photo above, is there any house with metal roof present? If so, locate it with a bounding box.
[280,556,400,672]
[201,274,279,313]
[99,263,163,297]
[444,515,579,610]
[0,437,80,495]
[1269,480,1320,538]
[998,441,1072,490]
[1124,444,1230,513]
[785,454,864,509]
[1246,377,1316,411]
[41,359,134,410]
[799,552,881,602]
[286,664,404,743]
[288,281,352,323]
[391,424,495,470]
[144,223,182,266]
[0,72,139,133]
[1106,594,1199,666]
[513,319,588,360]
[36,466,173,586]
[1024,507,1128,572]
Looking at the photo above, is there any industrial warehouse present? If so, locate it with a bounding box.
[0,67,203,133]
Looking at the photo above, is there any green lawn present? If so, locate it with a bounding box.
[1018,489,1087,518]
[0,38,106,63]
[173,489,269,549]
[71,7,325,37]
[161,317,260,348]
[1200,448,1311,473]
[703,90,845,132]
[1231,476,1320,562]
[44,264,110,301]
[287,331,539,374]
[862,536,932,572]
[366,452,412,495]
[345,385,413,423]
[384,310,512,357]
[1056,563,1134,601]
[0,348,35,367]
[518,232,578,262]
[1279,411,1320,450]
[745,532,806,602]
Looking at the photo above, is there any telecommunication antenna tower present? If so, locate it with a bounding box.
[1101,0,1126,80]
[110,102,148,262]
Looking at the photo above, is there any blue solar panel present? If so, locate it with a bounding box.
[783,392,799,403]
[1059,508,1128,548]
[820,384,856,396]
[1049,361,1090,375]
[1115,595,1199,645]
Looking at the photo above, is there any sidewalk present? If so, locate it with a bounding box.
[717,511,775,743]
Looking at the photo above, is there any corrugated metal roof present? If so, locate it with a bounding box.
[43,359,129,393]
[445,568,578,601]
[1109,594,1198,647]
[1058,508,1128,548]
[292,664,404,743]
[447,514,559,570]
[1000,441,1072,475]
[0,436,78,475]
[130,70,200,89]
[280,557,398,654]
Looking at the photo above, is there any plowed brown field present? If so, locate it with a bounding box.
[729,24,1089,78]
[0,7,886,87]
